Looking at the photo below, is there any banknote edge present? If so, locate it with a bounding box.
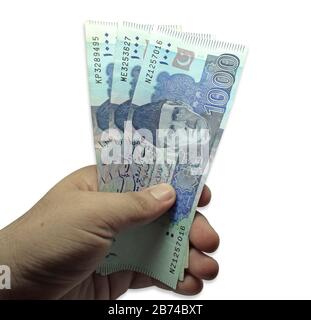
[122,21,154,33]
[96,263,178,289]
[155,26,246,53]
[85,20,118,27]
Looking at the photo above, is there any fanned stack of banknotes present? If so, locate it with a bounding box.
[85,21,247,289]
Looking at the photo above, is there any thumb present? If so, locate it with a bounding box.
[86,184,176,233]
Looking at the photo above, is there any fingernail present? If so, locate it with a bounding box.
[148,184,175,201]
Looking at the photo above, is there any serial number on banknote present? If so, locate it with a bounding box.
[145,40,162,84]
[121,36,131,82]
[91,36,102,84]
[169,225,186,274]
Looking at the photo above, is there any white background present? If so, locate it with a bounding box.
[0,0,310,300]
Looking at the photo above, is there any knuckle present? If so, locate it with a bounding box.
[213,233,220,250]
[206,259,219,280]
[128,192,153,217]
[132,192,152,213]
[206,232,220,252]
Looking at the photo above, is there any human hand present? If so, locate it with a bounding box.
[0,166,219,299]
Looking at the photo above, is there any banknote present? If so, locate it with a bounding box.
[108,30,236,280]
[97,28,247,288]
[84,21,118,191]
[107,26,211,280]
[110,21,192,281]
[103,28,213,194]
[99,24,182,193]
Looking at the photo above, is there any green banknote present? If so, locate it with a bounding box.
[94,23,181,195]
[85,21,118,191]
[108,24,211,281]
[96,27,247,288]
[85,21,189,281]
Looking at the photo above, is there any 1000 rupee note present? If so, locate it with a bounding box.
[104,25,211,280]
[85,21,118,191]
[97,28,247,288]
[101,23,181,194]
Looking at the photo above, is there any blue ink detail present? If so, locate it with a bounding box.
[152,54,239,116]
[163,55,167,59]
[169,165,200,222]
[114,100,131,131]
[135,36,139,40]
[129,65,141,99]
[96,100,112,131]
[105,33,109,37]
[131,100,164,144]
[105,47,109,50]
[134,43,139,47]
[105,40,109,44]
[152,73,198,109]
[106,63,114,98]
[141,53,241,222]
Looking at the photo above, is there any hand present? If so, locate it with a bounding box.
[0,166,219,299]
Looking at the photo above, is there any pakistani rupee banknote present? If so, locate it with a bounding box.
[109,22,190,280]
[111,25,214,281]
[101,23,181,193]
[85,21,189,281]
[100,23,212,281]
[85,21,118,191]
[91,26,247,288]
